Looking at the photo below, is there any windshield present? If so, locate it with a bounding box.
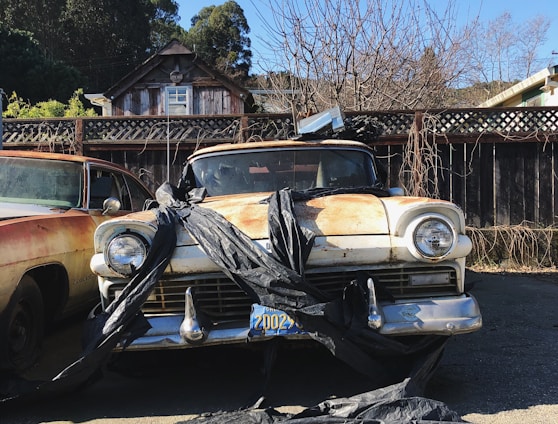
[190,148,377,196]
[0,157,83,208]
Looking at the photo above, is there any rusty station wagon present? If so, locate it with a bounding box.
[0,150,152,371]
[89,138,482,361]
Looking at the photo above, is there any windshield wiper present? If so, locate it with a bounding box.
[293,185,390,200]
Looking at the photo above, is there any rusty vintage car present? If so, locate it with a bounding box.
[89,137,482,369]
[0,150,152,371]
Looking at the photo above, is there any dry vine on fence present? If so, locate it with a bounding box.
[466,225,556,271]
[399,112,450,198]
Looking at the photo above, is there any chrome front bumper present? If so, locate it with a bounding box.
[105,290,482,351]
[375,294,482,335]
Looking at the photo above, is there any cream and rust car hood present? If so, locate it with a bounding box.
[198,192,390,239]
[96,192,391,250]
[104,191,461,249]
[0,202,62,220]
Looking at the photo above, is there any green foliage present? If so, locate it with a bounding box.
[0,25,83,104]
[3,89,97,118]
[3,92,31,118]
[59,0,154,91]
[149,0,186,49]
[182,0,252,80]
[0,0,181,94]
[65,89,97,117]
[0,0,66,60]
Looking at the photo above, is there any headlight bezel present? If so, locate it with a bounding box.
[407,214,457,260]
[105,232,150,277]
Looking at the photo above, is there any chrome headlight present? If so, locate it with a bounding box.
[105,233,148,276]
[412,216,455,259]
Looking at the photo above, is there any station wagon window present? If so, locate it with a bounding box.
[124,175,152,210]
[89,168,131,210]
[0,157,82,208]
[166,85,193,115]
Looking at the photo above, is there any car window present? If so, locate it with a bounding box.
[190,148,376,196]
[89,167,130,210]
[124,175,152,211]
[0,157,83,208]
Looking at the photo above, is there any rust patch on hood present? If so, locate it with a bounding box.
[200,192,389,239]
[295,194,389,236]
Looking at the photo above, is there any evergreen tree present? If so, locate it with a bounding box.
[0,25,82,105]
[182,1,252,81]
[0,0,181,93]
[150,0,186,49]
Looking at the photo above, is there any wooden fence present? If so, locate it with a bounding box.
[3,107,558,229]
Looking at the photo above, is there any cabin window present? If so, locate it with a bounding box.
[522,88,543,106]
[166,85,193,115]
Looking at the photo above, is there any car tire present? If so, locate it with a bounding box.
[0,275,45,372]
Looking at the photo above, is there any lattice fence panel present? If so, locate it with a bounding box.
[433,108,558,134]
[354,111,415,135]
[245,115,295,141]
[2,119,76,150]
[3,108,558,148]
[83,116,243,142]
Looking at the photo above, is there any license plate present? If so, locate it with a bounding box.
[249,304,306,336]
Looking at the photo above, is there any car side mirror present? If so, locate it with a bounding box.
[102,197,121,215]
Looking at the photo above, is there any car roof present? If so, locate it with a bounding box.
[0,150,129,171]
[188,139,373,160]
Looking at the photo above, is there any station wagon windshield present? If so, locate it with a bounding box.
[190,148,377,196]
[0,158,83,208]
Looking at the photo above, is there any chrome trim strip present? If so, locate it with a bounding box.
[179,287,207,343]
[377,294,482,335]
[367,278,383,329]
[114,294,482,350]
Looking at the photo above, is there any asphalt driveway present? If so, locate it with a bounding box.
[1,271,558,423]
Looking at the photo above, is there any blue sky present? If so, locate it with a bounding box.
[176,0,558,73]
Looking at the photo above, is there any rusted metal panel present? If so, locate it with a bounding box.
[199,192,390,240]
[0,150,153,369]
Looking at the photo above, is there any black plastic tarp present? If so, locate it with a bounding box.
[183,378,466,424]
[1,184,464,423]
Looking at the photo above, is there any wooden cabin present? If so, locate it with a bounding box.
[85,39,253,116]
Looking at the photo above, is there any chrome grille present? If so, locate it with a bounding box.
[107,267,458,321]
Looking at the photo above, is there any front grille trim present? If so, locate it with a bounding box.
[107,266,459,322]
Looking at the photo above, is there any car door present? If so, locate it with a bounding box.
[66,165,152,309]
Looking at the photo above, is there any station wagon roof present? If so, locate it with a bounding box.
[0,150,130,171]
[188,139,373,159]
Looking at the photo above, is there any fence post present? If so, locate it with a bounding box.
[75,118,83,155]
[414,110,425,139]
[0,87,4,150]
[405,110,427,197]
[240,115,249,142]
